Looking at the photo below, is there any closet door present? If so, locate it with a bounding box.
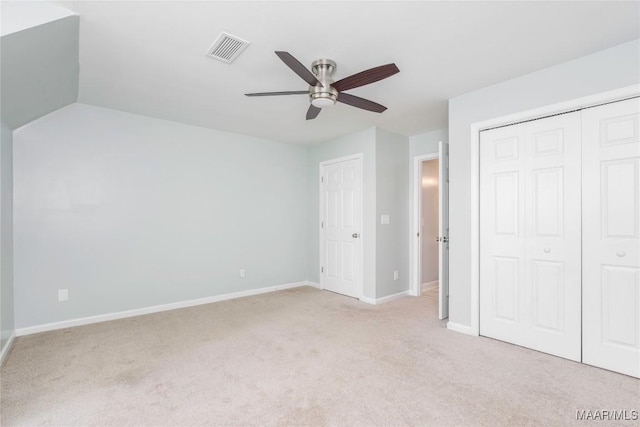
[480,112,582,361]
[582,97,640,378]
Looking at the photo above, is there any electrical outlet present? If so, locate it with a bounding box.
[239,269,245,278]
[58,289,69,302]
[393,271,399,280]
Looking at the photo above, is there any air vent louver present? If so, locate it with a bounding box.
[205,32,250,64]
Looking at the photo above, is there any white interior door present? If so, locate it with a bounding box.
[320,157,362,298]
[479,112,582,361]
[582,97,640,378]
[438,141,449,319]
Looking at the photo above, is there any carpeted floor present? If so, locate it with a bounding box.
[1,286,638,426]
[421,283,439,299]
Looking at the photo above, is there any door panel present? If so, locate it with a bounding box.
[601,266,638,347]
[480,124,527,344]
[526,112,582,361]
[601,159,638,238]
[532,168,563,237]
[438,141,450,319]
[583,97,640,378]
[321,157,362,298]
[494,172,519,235]
[480,112,581,361]
[531,260,563,331]
[494,256,519,321]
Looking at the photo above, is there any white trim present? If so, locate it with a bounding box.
[411,152,440,297]
[306,281,322,289]
[319,153,364,299]
[447,321,475,336]
[360,290,410,305]
[0,331,16,365]
[468,84,640,337]
[319,153,363,167]
[15,281,311,337]
[359,296,376,305]
[421,280,438,292]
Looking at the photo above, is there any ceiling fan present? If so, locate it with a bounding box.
[245,51,400,120]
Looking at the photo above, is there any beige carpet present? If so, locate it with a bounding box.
[421,283,439,299]
[1,286,638,426]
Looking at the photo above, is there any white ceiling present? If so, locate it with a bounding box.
[0,1,74,36]
[60,1,639,145]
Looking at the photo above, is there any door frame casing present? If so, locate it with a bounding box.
[410,152,440,298]
[319,153,364,299]
[462,84,640,337]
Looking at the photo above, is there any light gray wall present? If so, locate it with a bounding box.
[0,13,79,349]
[0,122,15,351]
[307,128,377,298]
[0,15,79,129]
[410,129,447,159]
[448,39,640,328]
[375,128,410,298]
[421,159,439,284]
[13,103,308,328]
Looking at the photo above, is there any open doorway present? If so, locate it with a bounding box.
[420,159,440,300]
[412,142,449,319]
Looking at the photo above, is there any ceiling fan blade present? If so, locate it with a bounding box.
[306,104,321,120]
[245,91,308,97]
[337,92,387,113]
[332,63,399,92]
[275,51,322,87]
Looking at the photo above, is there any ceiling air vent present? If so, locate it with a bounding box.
[205,32,250,64]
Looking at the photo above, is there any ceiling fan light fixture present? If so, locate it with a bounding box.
[311,97,336,108]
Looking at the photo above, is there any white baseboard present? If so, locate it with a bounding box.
[421,280,438,291]
[306,281,322,289]
[447,321,477,336]
[0,331,16,365]
[16,281,311,337]
[359,296,376,305]
[360,290,410,305]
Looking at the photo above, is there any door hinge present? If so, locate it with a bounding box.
[417,232,420,237]
[321,266,324,273]
[321,176,324,183]
[321,221,324,228]
[446,167,449,183]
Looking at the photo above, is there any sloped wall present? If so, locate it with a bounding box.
[1,11,79,353]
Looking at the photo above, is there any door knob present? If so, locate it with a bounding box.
[352,233,359,238]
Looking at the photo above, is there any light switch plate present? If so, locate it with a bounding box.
[58,289,69,302]
[381,215,390,224]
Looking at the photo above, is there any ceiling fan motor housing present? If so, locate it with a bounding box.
[310,59,338,107]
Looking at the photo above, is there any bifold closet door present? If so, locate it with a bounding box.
[582,97,640,378]
[480,112,582,361]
